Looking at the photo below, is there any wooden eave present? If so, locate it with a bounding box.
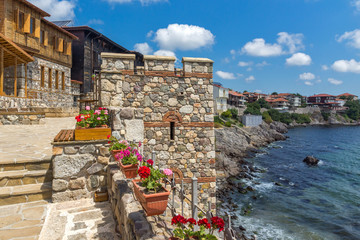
[19,0,50,17]
[0,32,34,67]
[42,18,79,40]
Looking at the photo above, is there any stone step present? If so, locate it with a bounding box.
[0,182,52,206]
[0,169,52,187]
[0,158,52,172]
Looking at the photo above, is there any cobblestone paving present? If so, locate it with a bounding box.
[0,118,75,163]
[0,200,49,240]
[39,199,120,240]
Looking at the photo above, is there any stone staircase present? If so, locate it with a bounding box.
[0,158,53,206]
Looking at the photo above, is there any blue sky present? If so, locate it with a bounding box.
[30,0,360,97]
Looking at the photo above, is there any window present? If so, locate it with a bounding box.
[40,30,44,44]
[53,36,57,50]
[30,17,35,34]
[170,122,175,140]
[18,12,24,31]
[40,66,45,87]
[62,72,65,90]
[48,68,52,89]
[55,70,59,89]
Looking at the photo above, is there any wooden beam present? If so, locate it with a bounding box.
[0,47,3,95]
[14,58,17,97]
[25,63,27,98]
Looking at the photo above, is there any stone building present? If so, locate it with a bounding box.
[100,53,216,210]
[0,0,79,111]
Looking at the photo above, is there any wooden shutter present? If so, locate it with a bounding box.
[14,9,19,30]
[24,13,30,33]
[58,38,64,52]
[34,19,40,38]
[44,31,48,46]
[66,42,72,55]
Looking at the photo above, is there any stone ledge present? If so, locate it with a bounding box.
[101,53,136,59]
[51,139,108,146]
[143,55,176,61]
[182,57,214,63]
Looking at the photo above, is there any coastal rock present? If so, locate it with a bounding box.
[270,121,288,133]
[303,156,319,166]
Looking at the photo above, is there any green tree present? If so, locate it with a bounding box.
[257,98,271,109]
[345,100,360,120]
[271,92,278,95]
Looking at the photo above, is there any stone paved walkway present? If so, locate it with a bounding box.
[0,118,75,163]
[39,199,120,240]
[0,200,49,240]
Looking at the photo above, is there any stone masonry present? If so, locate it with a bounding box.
[100,53,216,211]
[51,140,110,202]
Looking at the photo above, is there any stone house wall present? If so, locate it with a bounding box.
[0,112,45,125]
[100,53,216,211]
[1,56,77,110]
[51,140,110,202]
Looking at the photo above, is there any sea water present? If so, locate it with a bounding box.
[228,126,360,240]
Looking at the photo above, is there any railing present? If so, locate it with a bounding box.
[149,151,237,240]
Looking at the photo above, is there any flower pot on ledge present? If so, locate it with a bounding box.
[74,126,111,141]
[117,161,138,179]
[132,179,170,216]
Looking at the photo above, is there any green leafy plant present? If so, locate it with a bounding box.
[225,121,232,127]
[113,141,142,165]
[75,107,109,128]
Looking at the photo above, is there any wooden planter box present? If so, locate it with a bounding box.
[132,179,170,216]
[117,161,138,179]
[74,127,111,141]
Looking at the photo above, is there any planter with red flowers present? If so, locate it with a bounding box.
[113,141,142,179]
[170,214,225,240]
[132,160,173,216]
[74,107,110,141]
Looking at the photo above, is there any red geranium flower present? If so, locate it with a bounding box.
[107,135,111,139]
[138,166,151,179]
[171,215,187,225]
[186,218,197,225]
[147,159,154,166]
[198,218,211,229]
[211,216,225,232]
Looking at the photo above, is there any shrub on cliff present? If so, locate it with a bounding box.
[244,102,261,115]
[291,113,311,124]
[262,111,273,124]
[321,111,330,121]
[344,100,360,120]
[225,121,232,127]
[229,108,238,119]
[214,116,225,125]
[221,110,232,119]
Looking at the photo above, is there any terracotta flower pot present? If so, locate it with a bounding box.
[111,150,122,159]
[117,161,138,179]
[132,179,170,216]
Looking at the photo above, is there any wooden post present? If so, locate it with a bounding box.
[14,58,17,97]
[0,47,3,96]
[25,63,27,98]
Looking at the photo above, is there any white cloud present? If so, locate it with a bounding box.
[146,31,154,38]
[104,0,167,6]
[322,65,329,71]
[241,38,283,57]
[241,32,304,57]
[337,29,360,49]
[254,89,262,93]
[237,73,244,78]
[238,61,253,67]
[351,0,360,12]
[153,49,176,57]
[256,61,270,67]
[286,53,312,66]
[88,19,104,25]
[299,72,315,80]
[223,58,230,63]
[245,75,255,82]
[134,42,153,55]
[304,81,314,86]
[332,59,360,73]
[277,32,304,54]
[230,49,236,55]
[328,78,343,85]
[216,71,237,80]
[246,67,252,72]
[153,24,215,51]
[28,0,76,20]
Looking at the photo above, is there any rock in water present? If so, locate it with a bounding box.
[303,156,319,166]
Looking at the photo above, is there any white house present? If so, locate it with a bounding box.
[213,83,229,114]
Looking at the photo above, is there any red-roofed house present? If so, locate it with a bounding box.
[228,90,246,107]
[307,94,341,109]
[338,93,358,101]
[266,98,289,110]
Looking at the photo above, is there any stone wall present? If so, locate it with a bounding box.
[0,112,45,125]
[100,53,216,211]
[1,56,77,110]
[51,140,110,202]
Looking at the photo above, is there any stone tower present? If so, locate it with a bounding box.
[100,53,216,210]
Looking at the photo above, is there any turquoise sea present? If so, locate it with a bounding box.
[229,126,360,240]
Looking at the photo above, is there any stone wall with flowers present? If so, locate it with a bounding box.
[51,140,110,202]
[100,53,216,211]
